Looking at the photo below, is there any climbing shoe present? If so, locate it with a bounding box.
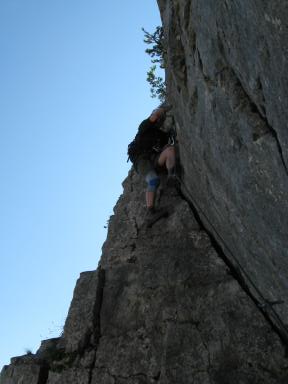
[145,207,169,228]
[166,174,179,188]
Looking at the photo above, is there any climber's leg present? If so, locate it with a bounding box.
[145,171,169,227]
[146,191,155,210]
[157,145,176,175]
[145,170,160,209]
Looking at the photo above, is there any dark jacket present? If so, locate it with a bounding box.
[136,117,169,154]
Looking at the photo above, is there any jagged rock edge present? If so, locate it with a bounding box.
[88,267,106,384]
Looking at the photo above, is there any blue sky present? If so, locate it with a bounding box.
[0,0,162,369]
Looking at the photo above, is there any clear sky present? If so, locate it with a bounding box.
[0,0,162,369]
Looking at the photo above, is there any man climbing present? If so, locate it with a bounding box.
[128,104,177,221]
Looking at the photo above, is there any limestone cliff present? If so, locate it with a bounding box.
[2,1,288,383]
[2,169,288,383]
[158,0,288,341]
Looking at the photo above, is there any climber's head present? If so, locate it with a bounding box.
[149,108,165,123]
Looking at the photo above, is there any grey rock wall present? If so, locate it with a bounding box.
[2,169,288,383]
[157,0,288,337]
[0,355,49,384]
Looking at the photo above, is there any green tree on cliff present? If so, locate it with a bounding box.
[142,26,166,102]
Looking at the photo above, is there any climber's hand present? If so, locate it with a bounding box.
[149,108,165,123]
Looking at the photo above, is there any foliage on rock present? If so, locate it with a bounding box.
[142,26,166,102]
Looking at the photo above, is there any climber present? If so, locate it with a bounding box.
[127,103,177,219]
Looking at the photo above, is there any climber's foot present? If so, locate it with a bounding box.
[166,174,179,189]
[145,207,169,228]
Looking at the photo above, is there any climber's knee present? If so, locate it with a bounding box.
[145,170,160,192]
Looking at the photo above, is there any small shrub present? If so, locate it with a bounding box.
[142,26,166,101]
[146,65,166,102]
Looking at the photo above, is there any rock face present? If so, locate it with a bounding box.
[157,0,288,338]
[1,170,288,383]
[2,1,288,383]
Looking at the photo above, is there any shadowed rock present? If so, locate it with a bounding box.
[157,0,288,339]
[2,169,287,383]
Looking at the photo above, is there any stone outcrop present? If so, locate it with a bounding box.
[2,1,288,382]
[1,169,288,383]
[157,0,288,339]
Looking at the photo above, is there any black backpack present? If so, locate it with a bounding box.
[127,114,176,167]
[127,128,176,166]
[127,133,146,166]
